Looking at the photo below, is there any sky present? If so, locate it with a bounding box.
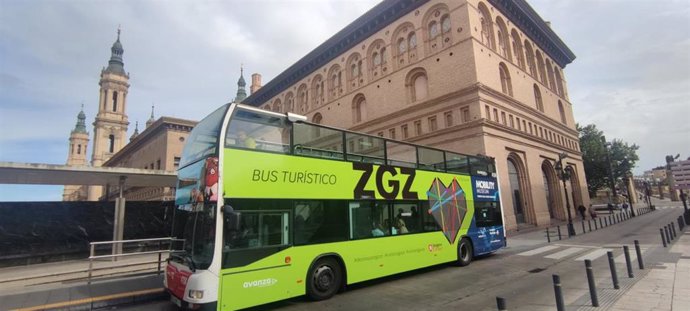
[0,0,688,201]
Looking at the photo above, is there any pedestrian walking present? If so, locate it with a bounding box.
[578,204,587,220]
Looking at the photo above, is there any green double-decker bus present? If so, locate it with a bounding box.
[165,103,505,310]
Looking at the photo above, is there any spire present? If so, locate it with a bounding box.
[234,64,247,102]
[105,26,126,75]
[72,104,87,134]
[146,104,155,128]
[130,121,139,141]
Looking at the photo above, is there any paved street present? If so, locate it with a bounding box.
[108,200,689,311]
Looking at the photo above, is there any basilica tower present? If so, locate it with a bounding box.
[88,29,130,200]
[63,106,90,201]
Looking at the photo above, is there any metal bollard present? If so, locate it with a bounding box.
[557,225,562,240]
[496,297,507,311]
[624,246,634,278]
[661,228,668,247]
[595,218,599,230]
[553,274,565,311]
[607,251,620,289]
[634,240,644,269]
[547,227,551,243]
[588,220,592,232]
[605,217,608,227]
[585,259,599,307]
[599,218,603,228]
[582,221,586,234]
[671,223,677,239]
[679,216,685,231]
[665,225,672,242]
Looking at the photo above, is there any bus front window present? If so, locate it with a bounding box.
[182,203,216,270]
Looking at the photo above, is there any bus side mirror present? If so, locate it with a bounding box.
[223,205,241,230]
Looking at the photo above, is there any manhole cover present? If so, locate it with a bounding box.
[528,268,546,273]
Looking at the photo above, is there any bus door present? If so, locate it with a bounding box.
[220,208,293,310]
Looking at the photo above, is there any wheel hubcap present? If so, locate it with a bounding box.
[313,265,334,292]
[461,244,468,260]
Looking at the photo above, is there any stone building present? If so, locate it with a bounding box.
[243,0,587,231]
[101,117,196,201]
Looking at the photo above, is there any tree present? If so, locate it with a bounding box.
[577,123,639,197]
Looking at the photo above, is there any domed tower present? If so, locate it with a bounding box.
[63,105,90,201]
[89,28,131,201]
[233,66,247,103]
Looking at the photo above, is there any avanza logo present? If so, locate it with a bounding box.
[243,278,278,288]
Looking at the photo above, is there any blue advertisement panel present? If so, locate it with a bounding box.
[472,176,499,202]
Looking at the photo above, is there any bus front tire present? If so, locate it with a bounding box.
[457,238,473,266]
[306,257,342,301]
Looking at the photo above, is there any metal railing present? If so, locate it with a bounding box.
[88,237,185,283]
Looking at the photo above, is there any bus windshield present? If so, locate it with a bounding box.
[179,104,229,168]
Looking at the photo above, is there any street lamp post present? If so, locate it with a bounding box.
[602,136,618,208]
[555,152,576,237]
[643,179,652,209]
[621,157,635,217]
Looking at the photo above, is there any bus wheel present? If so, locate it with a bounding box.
[307,257,342,301]
[457,238,473,266]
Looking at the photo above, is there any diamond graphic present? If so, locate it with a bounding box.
[427,178,467,244]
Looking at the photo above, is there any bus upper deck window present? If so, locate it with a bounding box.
[226,109,291,153]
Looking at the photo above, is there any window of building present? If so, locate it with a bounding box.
[499,63,513,96]
[414,120,422,136]
[493,108,499,122]
[511,29,525,69]
[428,116,437,131]
[524,40,537,77]
[407,68,428,103]
[444,111,453,127]
[558,100,567,124]
[401,124,409,139]
[495,17,511,61]
[534,84,544,112]
[509,115,514,128]
[377,132,384,137]
[112,91,118,112]
[157,159,161,170]
[389,128,396,139]
[536,51,547,85]
[429,21,439,39]
[77,144,81,155]
[478,3,495,50]
[501,112,506,125]
[441,15,451,33]
[353,94,366,123]
[484,105,490,120]
[174,157,181,169]
[528,122,533,135]
[461,107,470,123]
[108,134,115,153]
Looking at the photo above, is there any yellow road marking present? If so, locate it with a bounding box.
[10,288,164,311]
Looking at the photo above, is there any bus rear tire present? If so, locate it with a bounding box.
[306,257,342,301]
[457,238,473,266]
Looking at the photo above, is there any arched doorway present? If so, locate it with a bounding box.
[507,158,525,224]
[541,161,558,219]
[567,166,583,209]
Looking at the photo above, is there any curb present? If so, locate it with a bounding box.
[9,288,166,311]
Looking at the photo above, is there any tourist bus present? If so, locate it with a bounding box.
[165,103,505,310]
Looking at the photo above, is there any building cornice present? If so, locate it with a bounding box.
[488,0,575,68]
[243,0,429,106]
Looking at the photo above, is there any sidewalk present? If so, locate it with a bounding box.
[506,201,654,249]
[0,254,167,310]
[608,229,690,311]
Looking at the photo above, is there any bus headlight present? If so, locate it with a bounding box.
[188,289,204,300]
